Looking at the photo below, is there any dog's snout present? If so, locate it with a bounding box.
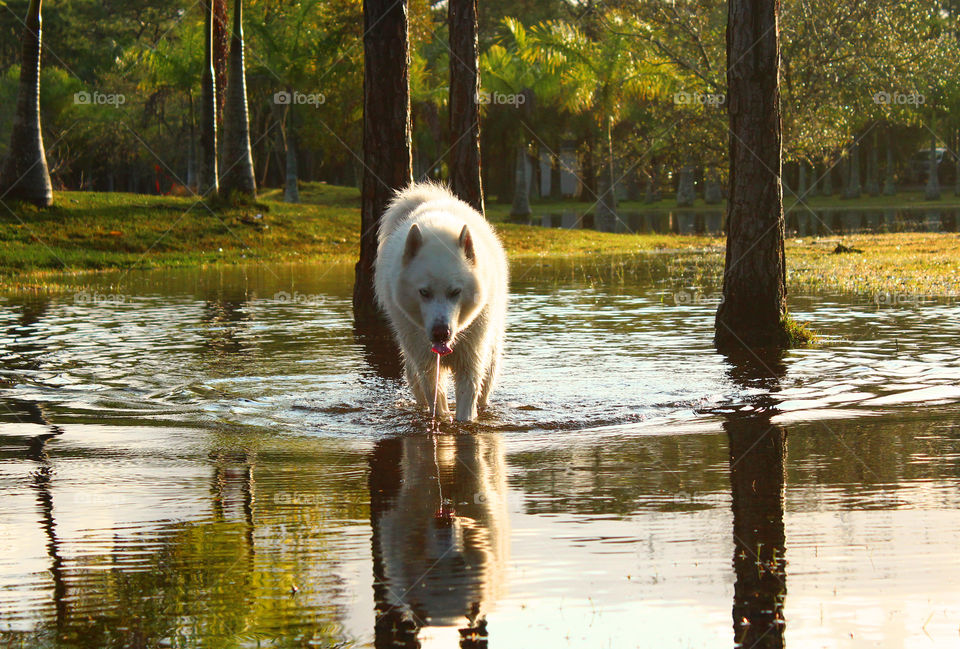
[431,324,452,343]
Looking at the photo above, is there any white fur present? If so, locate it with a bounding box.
[374,183,508,421]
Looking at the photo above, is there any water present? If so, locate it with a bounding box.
[533,205,960,235]
[1,256,959,648]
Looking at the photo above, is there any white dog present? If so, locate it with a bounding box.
[374,183,508,421]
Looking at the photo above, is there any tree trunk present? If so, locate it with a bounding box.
[715,0,787,351]
[550,152,562,200]
[580,134,596,200]
[865,130,880,196]
[595,117,618,231]
[883,129,896,196]
[186,98,198,190]
[954,128,960,197]
[806,162,818,197]
[198,0,219,197]
[283,102,300,203]
[213,0,229,126]
[530,142,541,200]
[354,0,413,324]
[796,161,807,202]
[844,139,861,199]
[510,143,531,217]
[219,0,256,197]
[448,0,483,213]
[925,131,940,200]
[704,167,723,204]
[821,156,833,196]
[0,0,52,207]
[676,162,696,207]
[645,163,662,203]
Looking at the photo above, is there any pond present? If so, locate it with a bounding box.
[532,205,960,235]
[1,256,959,648]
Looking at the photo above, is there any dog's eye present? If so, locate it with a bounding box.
[419,288,431,299]
[448,288,462,298]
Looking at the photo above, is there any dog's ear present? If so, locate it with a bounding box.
[403,223,423,264]
[458,225,475,263]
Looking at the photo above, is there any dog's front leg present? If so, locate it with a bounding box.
[427,358,451,418]
[454,369,481,422]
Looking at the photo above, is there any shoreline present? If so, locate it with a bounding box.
[1,187,958,299]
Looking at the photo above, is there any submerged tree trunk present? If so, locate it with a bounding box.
[354,0,413,324]
[198,0,219,197]
[925,131,940,200]
[219,0,256,197]
[715,0,787,351]
[0,0,53,207]
[448,0,483,213]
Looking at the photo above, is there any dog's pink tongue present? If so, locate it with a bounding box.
[432,342,453,356]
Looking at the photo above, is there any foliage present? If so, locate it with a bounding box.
[1,0,959,197]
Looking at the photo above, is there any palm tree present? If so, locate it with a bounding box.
[480,19,565,218]
[525,14,673,230]
[140,13,204,190]
[219,0,256,197]
[247,0,328,204]
[353,0,413,324]
[198,0,219,197]
[715,0,787,350]
[448,0,484,213]
[0,0,53,207]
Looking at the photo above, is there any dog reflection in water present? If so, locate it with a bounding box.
[369,432,508,648]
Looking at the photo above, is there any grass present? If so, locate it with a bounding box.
[1,183,958,301]
[0,183,717,280]
[483,187,960,222]
[781,314,819,347]
[786,232,960,298]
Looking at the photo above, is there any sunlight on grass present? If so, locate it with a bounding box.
[2,183,959,303]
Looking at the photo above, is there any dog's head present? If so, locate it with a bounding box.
[397,222,483,351]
